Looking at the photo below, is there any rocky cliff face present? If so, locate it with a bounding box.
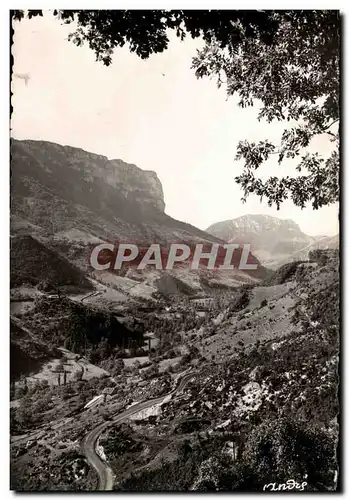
[11,139,165,213]
[10,140,269,283]
[10,139,226,246]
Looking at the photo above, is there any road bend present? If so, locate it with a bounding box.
[81,371,196,491]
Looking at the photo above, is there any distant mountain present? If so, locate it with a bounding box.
[206,215,339,268]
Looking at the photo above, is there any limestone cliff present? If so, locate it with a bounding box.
[10,139,220,245]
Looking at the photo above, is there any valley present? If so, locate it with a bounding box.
[10,140,339,492]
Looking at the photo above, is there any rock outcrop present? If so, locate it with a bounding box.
[10,139,268,283]
[10,139,216,244]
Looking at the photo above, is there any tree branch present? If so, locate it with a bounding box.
[321,119,339,132]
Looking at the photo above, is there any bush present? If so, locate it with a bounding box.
[233,417,337,491]
[262,261,306,286]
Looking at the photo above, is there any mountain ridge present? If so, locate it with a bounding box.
[206,214,338,268]
[10,139,268,290]
[11,138,224,245]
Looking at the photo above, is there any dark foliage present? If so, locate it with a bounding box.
[10,235,93,291]
[115,415,337,491]
[193,11,340,210]
[217,417,337,491]
[12,12,339,209]
[262,260,306,286]
[22,296,144,359]
[12,10,280,63]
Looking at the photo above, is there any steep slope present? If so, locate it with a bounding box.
[10,139,268,285]
[10,250,339,491]
[10,235,93,291]
[12,295,145,358]
[108,250,339,492]
[206,214,338,268]
[11,139,222,245]
[10,317,61,380]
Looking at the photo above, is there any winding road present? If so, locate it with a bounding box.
[81,371,196,491]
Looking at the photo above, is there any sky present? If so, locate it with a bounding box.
[11,13,339,237]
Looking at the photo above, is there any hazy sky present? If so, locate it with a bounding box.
[11,13,339,236]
